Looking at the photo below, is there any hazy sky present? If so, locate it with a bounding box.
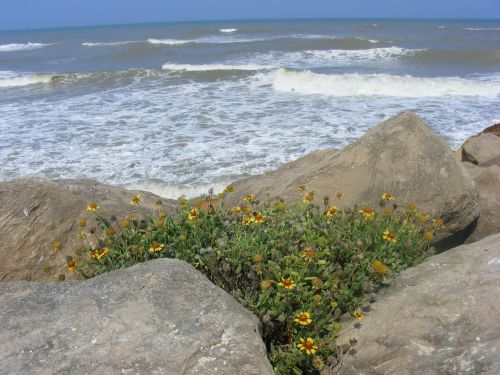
[1,0,499,31]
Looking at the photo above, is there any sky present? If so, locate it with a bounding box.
[1,0,499,31]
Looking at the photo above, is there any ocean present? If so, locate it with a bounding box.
[1,19,499,198]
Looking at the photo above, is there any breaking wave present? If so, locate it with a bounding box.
[0,43,51,52]
[0,73,54,88]
[272,68,500,97]
[162,63,276,71]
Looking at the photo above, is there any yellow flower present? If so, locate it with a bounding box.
[78,220,87,228]
[382,230,397,243]
[253,253,263,262]
[86,202,99,211]
[53,241,62,251]
[433,218,444,228]
[156,218,165,226]
[92,247,108,260]
[423,231,434,241]
[232,206,242,213]
[158,211,167,218]
[260,280,273,290]
[242,217,251,226]
[381,193,395,201]
[294,312,313,326]
[188,208,199,220]
[149,242,165,253]
[312,294,321,303]
[243,194,256,203]
[407,202,418,211]
[300,248,316,262]
[66,259,76,271]
[120,219,129,228]
[106,227,116,237]
[297,184,306,192]
[278,278,296,290]
[297,337,317,355]
[336,191,345,199]
[360,207,374,220]
[372,260,388,275]
[353,310,363,320]
[419,214,430,223]
[224,184,235,193]
[303,191,314,204]
[130,194,142,205]
[252,212,264,223]
[325,206,337,218]
[155,199,163,206]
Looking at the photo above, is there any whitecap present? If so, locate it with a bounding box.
[162,63,277,71]
[219,28,238,33]
[147,38,191,45]
[0,43,51,52]
[272,69,500,98]
[0,73,54,88]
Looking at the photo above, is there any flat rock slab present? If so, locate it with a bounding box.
[337,233,500,375]
[0,259,274,375]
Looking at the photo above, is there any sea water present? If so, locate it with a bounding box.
[0,19,499,198]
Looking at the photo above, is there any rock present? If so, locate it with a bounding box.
[457,132,500,165]
[462,163,500,243]
[0,258,274,375]
[336,233,500,375]
[226,112,479,246]
[482,122,500,137]
[0,178,175,282]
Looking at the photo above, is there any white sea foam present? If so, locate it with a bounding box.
[162,63,277,71]
[219,28,238,33]
[147,38,192,45]
[464,27,500,31]
[0,43,51,52]
[296,46,418,61]
[437,25,446,29]
[272,69,500,97]
[82,41,138,47]
[127,181,230,199]
[0,73,53,88]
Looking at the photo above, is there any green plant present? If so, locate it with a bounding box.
[72,187,441,374]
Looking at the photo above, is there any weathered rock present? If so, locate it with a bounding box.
[226,112,479,245]
[0,178,175,282]
[483,122,500,137]
[457,132,500,165]
[0,258,274,375]
[462,163,500,243]
[337,233,500,375]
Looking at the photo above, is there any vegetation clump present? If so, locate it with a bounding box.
[70,186,442,374]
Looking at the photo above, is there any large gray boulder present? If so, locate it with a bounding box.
[0,258,274,375]
[457,132,500,166]
[336,233,500,375]
[0,178,175,282]
[226,112,479,245]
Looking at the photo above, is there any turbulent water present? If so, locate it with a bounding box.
[1,19,499,198]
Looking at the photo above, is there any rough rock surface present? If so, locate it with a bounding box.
[337,233,500,375]
[226,112,479,244]
[0,178,175,282]
[462,162,500,244]
[0,258,274,375]
[457,132,500,165]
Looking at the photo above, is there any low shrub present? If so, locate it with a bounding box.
[71,187,442,374]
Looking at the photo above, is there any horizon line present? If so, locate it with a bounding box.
[1,16,499,33]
